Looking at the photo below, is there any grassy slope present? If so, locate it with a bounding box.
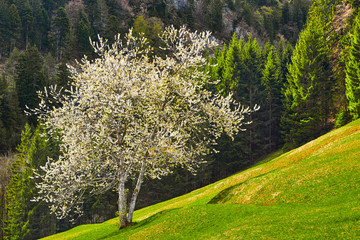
[43,120,360,239]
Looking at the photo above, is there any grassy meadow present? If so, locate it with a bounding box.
[42,119,360,239]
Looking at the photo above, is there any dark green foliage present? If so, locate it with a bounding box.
[29,0,50,51]
[75,10,92,57]
[207,35,288,176]
[0,75,24,154]
[43,53,57,85]
[282,9,334,150]
[345,14,360,120]
[0,2,21,57]
[14,0,33,47]
[104,15,121,41]
[261,46,283,151]
[8,4,21,52]
[3,124,57,240]
[206,0,223,35]
[56,59,72,89]
[15,44,46,124]
[49,7,70,60]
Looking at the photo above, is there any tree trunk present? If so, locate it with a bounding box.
[117,178,128,229]
[127,159,146,223]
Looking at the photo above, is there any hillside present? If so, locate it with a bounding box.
[42,119,360,239]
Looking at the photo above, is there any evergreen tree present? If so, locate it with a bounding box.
[43,53,57,85]
[104,15,121,41]
[0,1,10,58]
[345,14,360,120]
[49,7,70,60]
[4,124,33,240]
[15,44,46,125]
[236,36,264,161]
[217,36,239,96]
[208,35,268,177]
[56,59,72,90]
[29,0,49,51]
[206,0,223,35]
[15,0,33,47]
[277,40,293,85]
[4,124,57,240]
[75,10,92,57]
[0,77,8,151]
[261,46,283,151]
[282,12,333,150]
[8,4,21,52]
[0,74,24,153]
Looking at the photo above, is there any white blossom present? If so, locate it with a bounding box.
[34,26,255,228]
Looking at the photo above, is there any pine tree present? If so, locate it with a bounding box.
[4,124,57,240]
[236,36,264,161]
[104,15,121,42]
[4,124,32,240]
[0,1,11,58]
[0,74,24,153]
[75,10,92,57]
[56,59,72,90]
[218,35,239,96]
[0,76,8,152]
[345,14,360,120]
[282,12,333,150]
[261,46,283,151]
[15,44,45,125]
[8,4,21,52]
[29,0,49,51]
[14,0,33,47]
[50,7,70,60]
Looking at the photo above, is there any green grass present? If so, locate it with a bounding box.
[42,119,360,239]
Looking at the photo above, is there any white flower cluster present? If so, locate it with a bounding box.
[34,26,253,226]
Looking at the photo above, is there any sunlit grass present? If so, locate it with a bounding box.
[42,119,360,239]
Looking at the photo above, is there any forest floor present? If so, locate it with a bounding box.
[42,119,360,239]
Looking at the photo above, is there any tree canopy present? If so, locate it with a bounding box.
[34,26,254,228]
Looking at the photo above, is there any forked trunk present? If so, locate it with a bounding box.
[127,160,146,223]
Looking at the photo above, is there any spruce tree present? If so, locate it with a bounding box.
[0,74,24,153]
[282,12,333,150]
[261,46,283,151]
[14,0,33,47]
[50,7,70,60]
[345,14,360,120]
[75,10,92,57]
[56,60,70,85]
[8,4,21,52]
[4,124,57,240]
[0,2,10,58]
[15,45,45,112]
[4,124,32,240]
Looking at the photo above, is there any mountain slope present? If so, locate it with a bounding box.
[42,119,360,239]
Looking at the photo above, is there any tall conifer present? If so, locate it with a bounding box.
[4,124,56,240]
[15,44,45,121]
[282,11,333,150]
[262,46,283,151]
[345,15,360,119]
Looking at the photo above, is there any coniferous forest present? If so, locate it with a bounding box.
[1,0,360,239]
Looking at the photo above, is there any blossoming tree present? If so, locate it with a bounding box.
[35,26,254,228]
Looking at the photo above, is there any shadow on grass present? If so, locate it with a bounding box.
[208,170,276,204]
[97,209,178,240]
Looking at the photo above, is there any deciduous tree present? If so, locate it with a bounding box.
[34,26,254,228]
